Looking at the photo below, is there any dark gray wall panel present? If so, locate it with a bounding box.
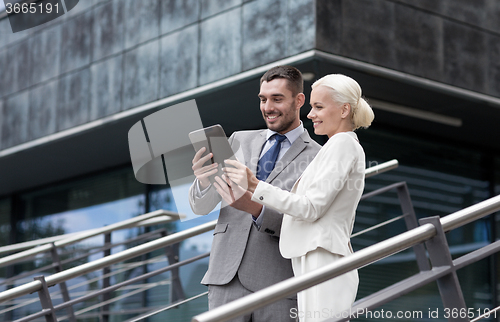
[64,0,96,19]
[123,0,160,49]
[0,99,2,146]
[242,0,287,70]
[393,0,500,33]
[0,49,9,98]
[487,34,500,97]
[0,18,13,48]
[29,25,61,85]
[341,0,397,69]
[0,17,30,48]
[316,0,342,55]
[393,4,443,80]
[160,25,198,98]
[1,91,29,149]
[161,0,200,35]
[60,11,93,74]
[315,0,499,97]
[93,0,109,6]
[4,0,498,153]
[16,38,31,92]
[0,40,30,97]
[201,0,242,19]
[443,0,487,29]
[443,20,487,93]
[29,80,58,139]
[57,68,90,131]
[288,0,315,55]
[90,54,123,120]
[394,0,444,14]
[122,40,159,110]
[199,8,241,85]
[485,0,500,33]
[92,0,124,61]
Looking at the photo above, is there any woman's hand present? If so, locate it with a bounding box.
[213,175,244,204]
[222,159,260,193]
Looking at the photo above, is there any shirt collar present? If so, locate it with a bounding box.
[265,121,304,145]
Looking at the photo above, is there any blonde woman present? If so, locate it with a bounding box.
[215,74,374,321]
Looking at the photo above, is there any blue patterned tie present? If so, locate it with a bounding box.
[256,134,287,181]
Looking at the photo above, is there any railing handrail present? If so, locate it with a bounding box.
[0,219,217,303]
[192,194,500,322]
[0,233,81,255]
[0,214,178,256]
[365,159,398,178]
[0,159,399,310]
[0,209,183,268]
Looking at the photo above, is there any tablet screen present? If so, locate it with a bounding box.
[188,124,236,183]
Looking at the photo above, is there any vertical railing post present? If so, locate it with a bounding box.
[397,183,431,271]
[419,216,469,322]
[5,264,14,321]
[50,243,76,322]
[100,232,112,322]
[161,231,185,303]
[141,227,150,317]
[34,276,58,322]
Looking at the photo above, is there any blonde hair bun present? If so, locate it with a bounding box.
[312,74,374,130]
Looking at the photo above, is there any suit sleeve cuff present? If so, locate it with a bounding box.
[195,179,212,198]
[252,206,266,229]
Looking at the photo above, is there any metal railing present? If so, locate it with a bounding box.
[364,159,398,178]
[0,159,400,321]
[0,211,184,256]
[192,193,500,322]
[0,210,185,321]
[0,219,216,297]
[0,209,182,268]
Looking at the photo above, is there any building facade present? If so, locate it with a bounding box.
[0,0,499,321]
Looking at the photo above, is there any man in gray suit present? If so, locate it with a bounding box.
[189,65,321,321]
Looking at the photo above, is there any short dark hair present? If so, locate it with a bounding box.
[260,65,303,96]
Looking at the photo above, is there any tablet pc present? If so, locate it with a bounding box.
[188,124,236,184]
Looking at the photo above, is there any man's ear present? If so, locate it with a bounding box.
[296,93,305,110]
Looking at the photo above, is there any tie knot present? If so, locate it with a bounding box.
[273,134,287,144]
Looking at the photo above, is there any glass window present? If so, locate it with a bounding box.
[146,185,215,320]
[0,198,11,282]
[0,198,10,247]
[14,166,146,259]
[0,167,152,320]
[495,156,500,241]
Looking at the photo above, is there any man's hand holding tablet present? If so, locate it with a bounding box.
[189,124,237,202]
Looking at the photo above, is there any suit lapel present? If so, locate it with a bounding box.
[248,131,267,174]
[266,131,309,183]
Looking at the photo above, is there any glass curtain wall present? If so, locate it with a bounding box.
[1,167,154,320]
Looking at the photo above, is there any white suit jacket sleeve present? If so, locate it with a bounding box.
[251,132,361,222]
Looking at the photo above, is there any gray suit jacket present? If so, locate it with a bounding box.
[189,129,321,293]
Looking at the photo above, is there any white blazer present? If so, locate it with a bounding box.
[251,131,365,258]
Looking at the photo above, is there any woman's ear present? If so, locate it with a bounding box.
[341,103,351,119]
